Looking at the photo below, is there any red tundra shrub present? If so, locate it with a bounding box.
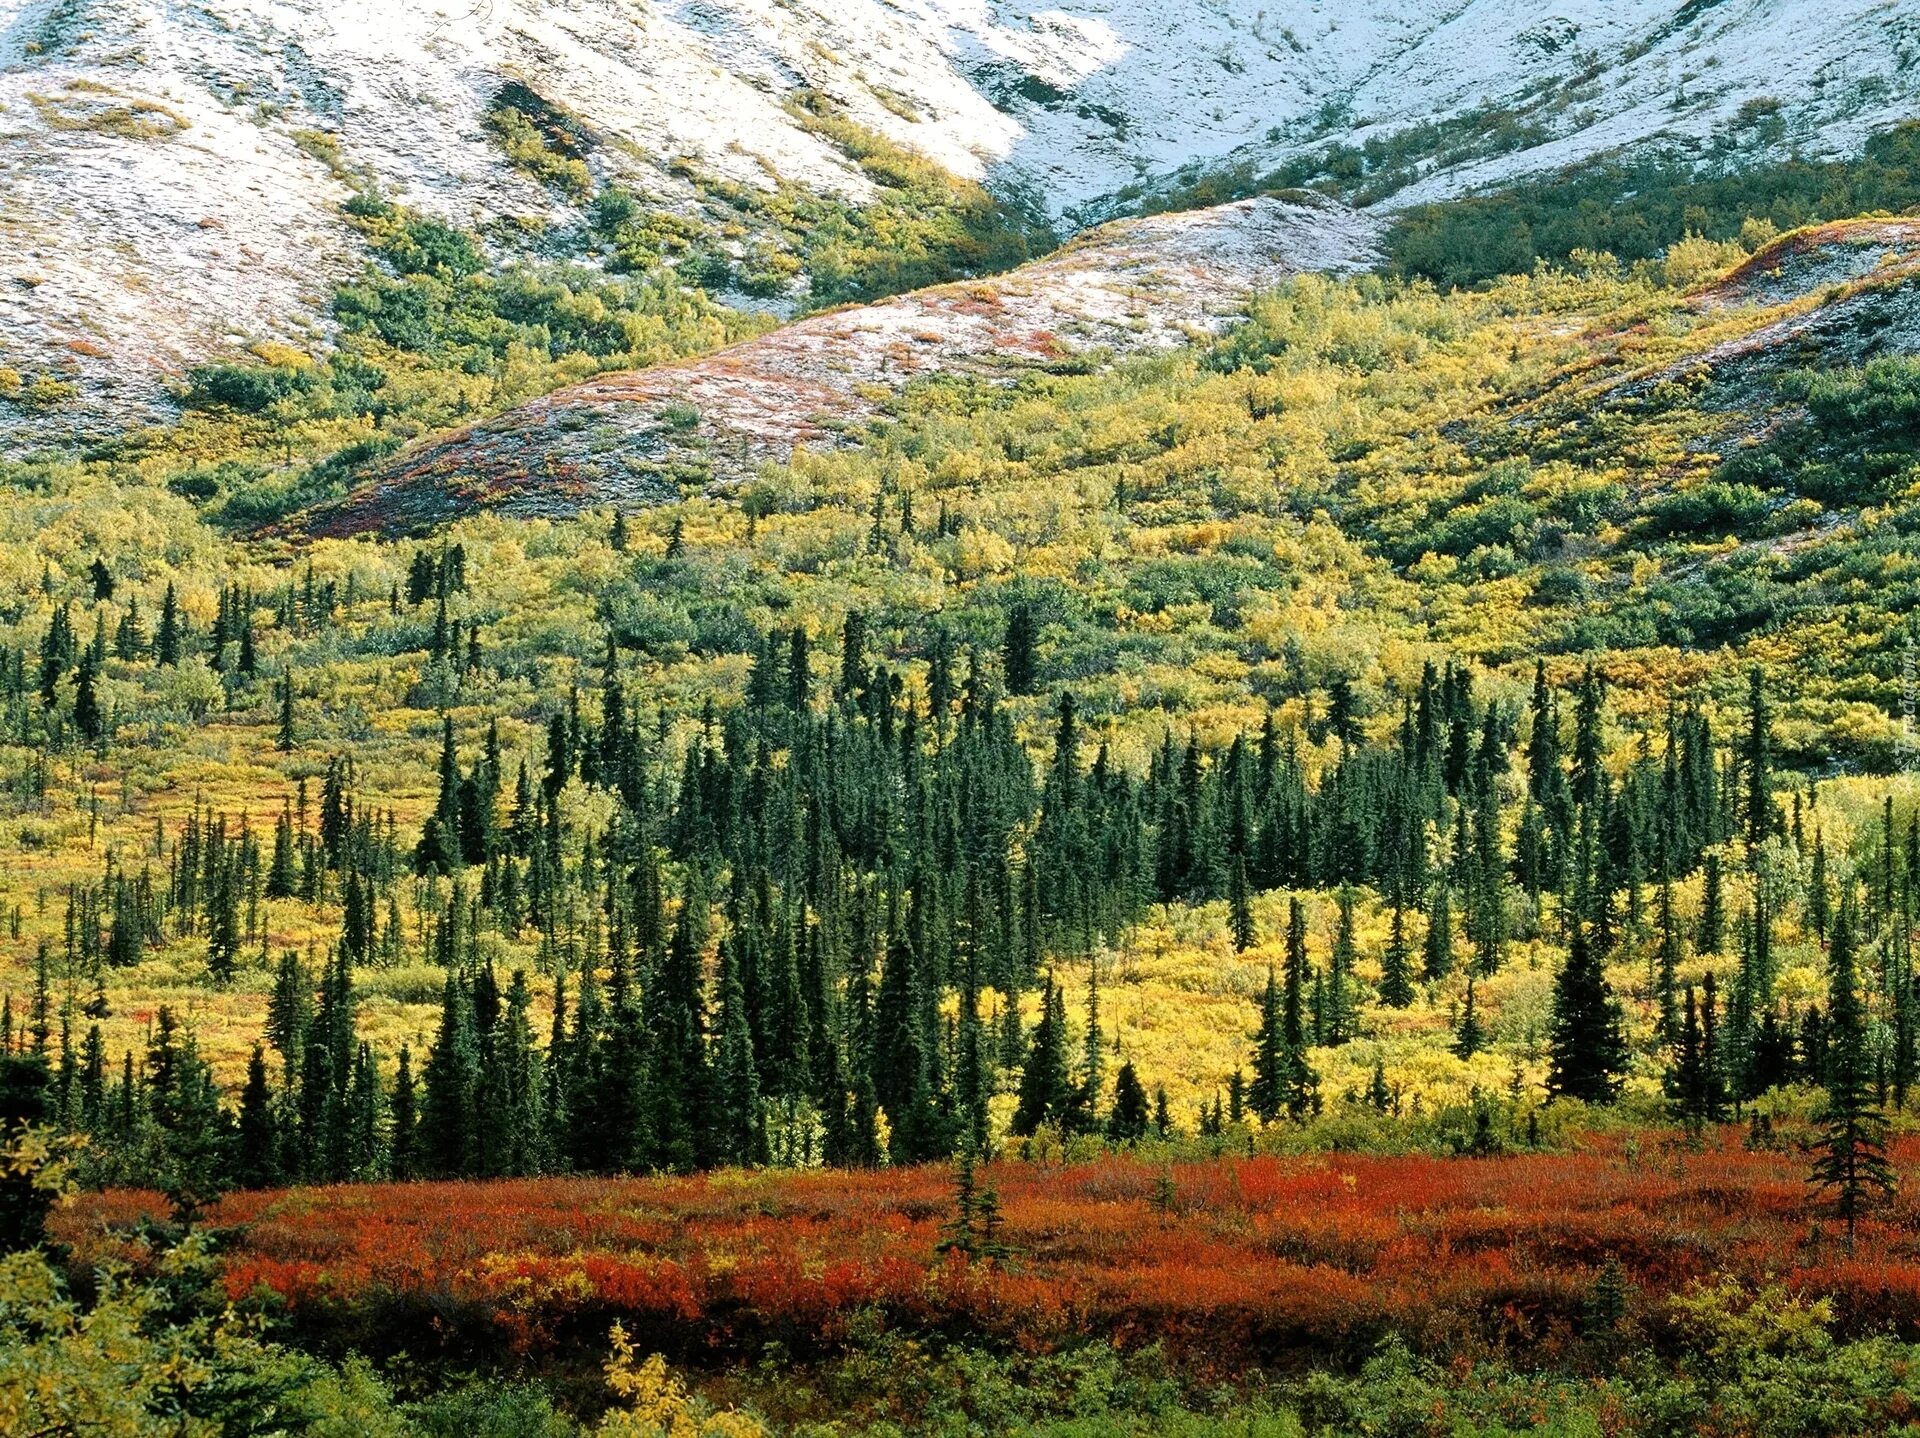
[54,1130,1920,1364]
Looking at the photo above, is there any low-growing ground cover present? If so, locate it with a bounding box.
[57,1131,1920,1373]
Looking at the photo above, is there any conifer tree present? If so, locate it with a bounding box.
[1809,830,1831,942]
[1811,899,1895,1249]
[1745,666,1772,850]
[114,596,144,661]
[73,653,103,743]
[1326,886,1357,1044]
[648,880,711,1171]
[1545,923,1629,1105]
[1228,854,1256,952]
[1379,889,1415,1008]
[0,1053,52,1250]
[1078,958,1104,1130]
[1248,966,1282,1123]
[1699,852,1724,954]
[266,803,296,900]
[492,969,545,1176]
[277,671,296,753]
[1280,897,1317,1120]
[233,1045,279,1189]
[1010,976,1071,1136]
[390,1044,418,1181]
[713,942,766,1167]
[1107,1060,1149,1142]
[1002,601,1038,696]
[420,972,478,1177]
[1424,876,1455,981]
[1656,875,1682,1041]
[155,582,180,667]
[1454,977,1484,1060]
[1666,985,1709,1133]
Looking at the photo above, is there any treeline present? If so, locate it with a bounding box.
[3,594,1910,1200]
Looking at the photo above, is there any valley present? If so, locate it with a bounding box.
[5,4,1920,1434]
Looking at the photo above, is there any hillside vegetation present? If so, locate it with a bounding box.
[5,112,1920,1433]
[1,196,1918,1150]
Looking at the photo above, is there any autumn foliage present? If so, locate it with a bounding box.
[54,1133,1920,1370]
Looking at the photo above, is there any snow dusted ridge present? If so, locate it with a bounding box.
[2,0,1917,437]
[299,193,1382,537]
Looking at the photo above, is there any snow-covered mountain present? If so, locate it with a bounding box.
[3,0,1917,433]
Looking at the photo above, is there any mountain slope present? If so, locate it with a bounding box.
[299,193,1382,536]
[2,0,1916,440]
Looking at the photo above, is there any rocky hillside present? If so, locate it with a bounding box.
[3,0,1916,440]
[299,193,1382,536]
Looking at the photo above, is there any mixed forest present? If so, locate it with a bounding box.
[5,110,1920,1436]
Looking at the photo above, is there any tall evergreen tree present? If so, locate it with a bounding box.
[1453,977,1484,1060]
[155,582,181,667]
[1002,602,1038,696]
[1010,976,1072,1136]
[1424,876,1455,981]
[390,1044,418,1181]
[1745,666,1772,850]
[1810,900,1895,1249]
[1228,854,1256,953]
[1545,923,1629,1105]
[1107,1060,1149,1142]
[1379,888,1415,1009]
[713,941,766,1167]
[1666,985,1710,1133]
[234,1045,279,1189]
[1247,966,1283,1123]
[420,973,478,1177]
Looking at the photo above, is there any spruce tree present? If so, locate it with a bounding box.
[1326,885,1357,1044]
[156,582,180,667]
[390,1044,418,1181]
[0,1054,52,1251]
[713,942,766,1167]
[234,1044,280,1189]
[1002,602,1038,696]
[1228,854,1256,952]
[1699,852,1724,954]
[1745,666,1772,850]
[494,969,545,1176]
[277,671,296,753]
[1453,977,1484,1060]
[1379,888,1415,1008]
[1545,923,1629,1105]
[1666,985,1709,1133]
[1809,830,1831,942]
[1810,900,1895,1249]
[1010,976,1071,1136]
[1424,876,1455,981]
[1107,1061,1149,1142]
[1280,897,1317,1120]
[1655,875,1682,1042]
[1077,958,1104,1132]
[420,972,479,1177]
[73,653,103,743]
[1248,966,1282,1123]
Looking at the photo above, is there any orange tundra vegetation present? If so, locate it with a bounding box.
[56,1132,1920,1367]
